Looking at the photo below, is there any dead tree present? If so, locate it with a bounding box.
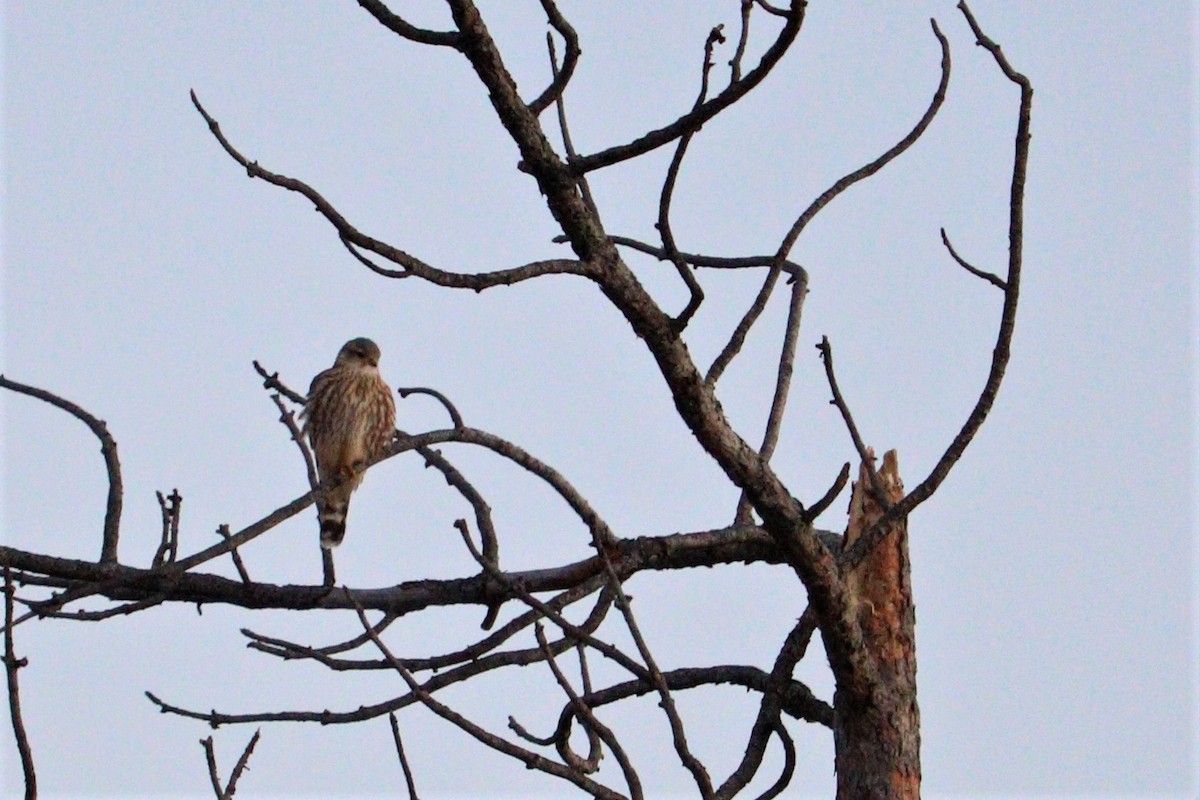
[0,2,1030,798]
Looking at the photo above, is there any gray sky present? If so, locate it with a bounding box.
[2,2,1197,798]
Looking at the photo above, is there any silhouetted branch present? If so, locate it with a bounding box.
[806,462,851,522]
[201,728,261,799]
[528,0,580,115]
[569,2,806,174]
[216,525,252,585]
[389,713,421,800]
[816,336,886,503]
[3,566,36,800]
[188,90,586,290]
[252,360,306,405]
[751,722,795,800]
[708,19,950,389]
[1,375,124,564]
[605,235,807,280]
[535,622,641,793]
[940,227,1006,289]
[152,489,183,568]
[716,608,818,798]
[729,0,754,83]
[582,665,832,729]
[356,0,462,48]
[734,274,809,523]
[658,24,726,331]
[842,2,1031,571]
[351,597,627,800]
[398,387,464,429]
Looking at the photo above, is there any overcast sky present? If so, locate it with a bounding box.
[2,2,1198,798]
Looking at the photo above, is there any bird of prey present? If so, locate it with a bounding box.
[300,337,396,548]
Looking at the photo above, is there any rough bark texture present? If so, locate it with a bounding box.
[837,451,920,800]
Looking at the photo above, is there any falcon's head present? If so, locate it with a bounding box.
[335,337,382,369]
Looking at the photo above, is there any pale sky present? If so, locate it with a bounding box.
[2,2,1198,798]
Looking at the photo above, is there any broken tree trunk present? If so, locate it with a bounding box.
[835,450,921,800]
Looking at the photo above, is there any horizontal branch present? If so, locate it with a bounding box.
[0,526,840,618]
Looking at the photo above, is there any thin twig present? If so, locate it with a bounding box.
[806,462,851,522]
[816,336,887,503]
[733,274,809,523]
[268,392,319,492]
[751,722,796,800]
[152,489,182,568]
[589,540,714,798]
[528,0,580,116]
[3,567,36,800]
[603,235,807,280]
[658,25,725,331]
[201,737,224,799]
[389,713,421,800]
[940,227,1006,289]
[397,386,464,429]
[356,0,462,47]
[251,360,306,405]
[730,0,754,83]
[422,449,501,628]
[224,729,261,797]
[1,375,124,563]
[216,525,252,584]
[534,622,644,797]
[547,33,600,220]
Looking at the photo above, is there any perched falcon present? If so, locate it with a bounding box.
[300,337,396,549]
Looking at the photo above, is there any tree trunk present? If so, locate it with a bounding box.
[835,450,921,800]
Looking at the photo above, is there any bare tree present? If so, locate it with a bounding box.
[0,2,1030,798]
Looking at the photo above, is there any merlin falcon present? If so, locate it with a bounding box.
[300,337,396,548]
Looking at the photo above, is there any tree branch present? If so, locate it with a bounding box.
[940,227,1006,289]
[527,0,580,116]
[842,2,1031,570]
[1,375,124,564]
[568,2,806,174]
[351,597,628,800]
[355,0,462,48]
[3,567,36,800]
[188,90,586,290]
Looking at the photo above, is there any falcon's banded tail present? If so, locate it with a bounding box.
[319,499,350,549]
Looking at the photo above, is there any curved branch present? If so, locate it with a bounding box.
[715,608,817,798]
[658,25,726,332]
[842,3,1031,570]
[527,0,580,116]
[569,2,806,174]
[356,0,462,48]
[188,90,586,290]
[1,376,123,564]
[397,387,464,429]
[775,20,950,262]
[940,227,1006,289]
[752,722,795,800]
[709,19,951,388]
[583,665,832,729]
